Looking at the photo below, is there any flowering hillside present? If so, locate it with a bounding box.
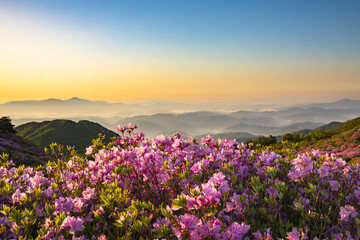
[303,128,360,165]
[0,124,359,239]
[0,117,50,166]
[281,117,360,165]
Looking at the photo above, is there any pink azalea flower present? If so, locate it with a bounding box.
[287,168,304,182]
[286,228,308,240]
[286,228,300,240]
[29,175,42,187]
[72,235,86,240]
[82,187,95,201]
[311,149,321,157]
[43,186,54,197]
[201,181,221,203]
[317,166,329,178]
[328,180,340,191]
[73,197,86,212]
[44,231,53,239]
[209,171,230,192]
[12,189,26,203]
[208,218,222,238]
[61,216,84,234]
[115,125,123,132]
[190,161,203,173]
[340,205,358,222]
[153,217,170,231]
[98,234,107,240]
[179,213,198,229]
[85,146,93,155]
[253,228,273,240]
[224,222,250,240]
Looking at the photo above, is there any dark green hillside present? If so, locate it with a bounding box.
[281,116,360,144]
[15,120,118,154]
[316,121,342,131]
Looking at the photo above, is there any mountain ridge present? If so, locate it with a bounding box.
[15,119,118,154]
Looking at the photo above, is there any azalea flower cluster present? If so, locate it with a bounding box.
[0,123,360,239]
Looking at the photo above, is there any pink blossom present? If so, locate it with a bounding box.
[208,218,222,238]
[223,222,250,240]
[73,197,86,212]
[85,146,93,155]
[72,235,86,240]
[311,149,321,157]
[190,218,221,239]
[12,189,26,203]
[286,228,308,240]
[354,187,360,200]
[209,171,230,192]
[61,216,84,234]
[288,168,305,182]
[98,234,107,240]
[82,187,95,200]
[29,175,42,187]
[44,231,53,239]
[334,158,346,168]
[201,181,221,203]
[317,166,329,178]
[43,186,54,197]
[55,197,74,214]
[115,125,122,132]
[286,228,300,240]
[340,205,358,222]
[185,196,198,210]
[292,154,313,173]
[179,213,198,229]
[190,161,203,173]
[153,217,170,230]
[328,180,340,191]
[253,228,273,240]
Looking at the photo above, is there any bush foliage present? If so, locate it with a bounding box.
[0,124,359,239]
[0,117,16,134]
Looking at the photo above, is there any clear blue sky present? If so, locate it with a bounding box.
[1,0,359,103]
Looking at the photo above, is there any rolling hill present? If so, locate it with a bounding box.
[275,116,360,165]
[225,121,324,135]
[5,98,360,140]
[15,120,118,154]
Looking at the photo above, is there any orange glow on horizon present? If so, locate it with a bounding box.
[0,6,359,105]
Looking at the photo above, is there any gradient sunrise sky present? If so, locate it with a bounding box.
[0,0,359,104]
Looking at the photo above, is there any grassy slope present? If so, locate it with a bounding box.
[302,126,360,164]
[15,120,118,154]
[267,116,360,165]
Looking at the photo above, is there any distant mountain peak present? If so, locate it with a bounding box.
[67,97,87,101]
[301,98,360,109]
[45,98,61,101]
[336,98,354,103]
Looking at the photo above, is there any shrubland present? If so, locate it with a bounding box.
[0,123,359,239]
[250,117,360,165]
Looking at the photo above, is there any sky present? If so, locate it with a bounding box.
[0,0,359,104]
